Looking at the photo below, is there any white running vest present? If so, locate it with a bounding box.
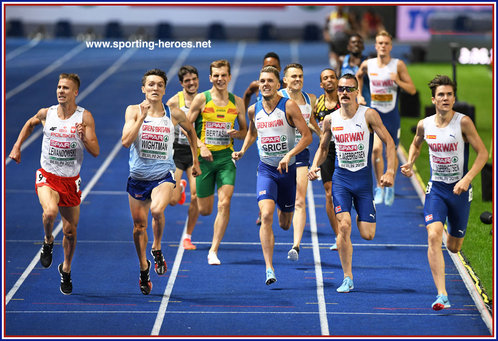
[40,105,84,177]
[331,105,371,172]
[174,91,190,145]
[255,98,296,167]
[280,89,312,145]
[368,58,399,113]
[423,112,468,184]
[129,104,175,180]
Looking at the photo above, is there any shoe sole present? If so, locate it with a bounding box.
[432,303,450,311]
[266,278,277,285]
[287,249,299,261]
[140,282,152,295]
[58,264,72,295]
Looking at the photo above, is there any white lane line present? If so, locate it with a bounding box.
[307,183,330,336]
[6,38,41,61]
[5,140,123,305]
[151,219,187,335]
[6,43,86,100]
[227,41,246,93]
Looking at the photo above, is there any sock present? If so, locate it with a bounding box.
[184,234,191,240]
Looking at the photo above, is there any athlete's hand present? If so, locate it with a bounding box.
[308,165,320,181]
[400,163,413,177]
[200,144,213,162]
[277,154,291,174]
[380,172,394,187]
[191,159,201,177]
[8,145,21,164]
[227,129,239,139]
[453,177,470,195]
[139,100,151,120]
[75,122,86,141]
[231,150,244,160]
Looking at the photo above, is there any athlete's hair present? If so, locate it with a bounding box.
[59,73,80,90]
[178,65,199,82]
[428,75,456,97]
[263,52,280,64]
[260,66,280,80]
[320,68,337,82]
[349,33,364,43]
[283,63,303,76]
[210,59,231,75]
[142,69,168,86]
[375,30,392,41]
[338,73,358,87]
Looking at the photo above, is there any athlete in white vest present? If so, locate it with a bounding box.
[401,75,488,311]
[166,65,201,251]
[9,73,99,295]
[309,73,396,293]
[279,63,321,262]
[232,66,311,286]
[356,30,416,206]
[122,69,200,295]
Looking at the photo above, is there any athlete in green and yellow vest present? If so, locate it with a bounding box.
[195,90,239,153]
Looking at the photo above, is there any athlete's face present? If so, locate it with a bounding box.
[375,35,392,57]
[432,85,456,114]
[263,57,281,73]
[142,75,166,102]
[320,70,338,93]
[259,72,280,99]
[209,66,231,90]
[283,67,303,92]
[337,78,358,105]
[181,72,199,96]
[348,36,364,56]
[56,78,78,105]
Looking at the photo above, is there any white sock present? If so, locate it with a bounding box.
[184,234,191,240]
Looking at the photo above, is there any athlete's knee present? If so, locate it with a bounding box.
[446,244,461,254]
[217,196,232,212]
[42,206,58,223]
[62,224,77,241]
[150,208,165,223]
[294,197,306,210]
[260,210,274,227]
[360,229,375,240]
[133,221,147,234]
[198,203,212,216]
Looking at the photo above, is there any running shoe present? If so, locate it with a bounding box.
[150,249,167,275]
[182,238,196,250]
[58,263,72,295]
[139,260,152,295]
[374,187,384,205]
[336,276,354,293]
[287,246,299,261]
[255,211,262,225]
[178,179,187,205]
[207,251,221,265]
[265,268,277,285]
[330,242,338,251]
[40,241,54,268]
[384,186,395,206]
[432,294,451,311]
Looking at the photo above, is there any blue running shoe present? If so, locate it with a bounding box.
[265,268,277,285]
[384,186,395,206]
[432,294,451,311]
[374,187,383,205]
[330,242,338,251]
[336,276,354,293]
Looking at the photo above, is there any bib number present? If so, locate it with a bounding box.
[36,170,47,184]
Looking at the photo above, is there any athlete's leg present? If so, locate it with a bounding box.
[128,195,151,271]
[58,205,80,273]
[169,168,185,206]
[336,211,353,279]
[260,199,276,271]
[372,134,384,189]
[292,166,308,248]
[185,166,200,236]
[37,186,60,244]
[323,181,338,237]
[150,182,175,251]
[427,221,447,296]
[209,184,234,255]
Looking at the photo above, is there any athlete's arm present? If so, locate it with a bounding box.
[356,60,368,105]
[308,115,332,181]
[366,107,395,187]
[307,93,322,139]
[393,60,416,95]
[121,103,147,148]
[453,116,488,194]
[243,80,259,112]
[171,107,201,177]
[228,96,248,140]
[166,93,179,109]
[79,110,100,157]
[232,104,257,161]
[278,99,312,174]
[187,93,213,162]
[9,108,48,164]
[400,119,425,178]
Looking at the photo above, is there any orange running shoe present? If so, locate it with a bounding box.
[182,238,196,250]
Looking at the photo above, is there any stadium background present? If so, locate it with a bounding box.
[3,2,495,337]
